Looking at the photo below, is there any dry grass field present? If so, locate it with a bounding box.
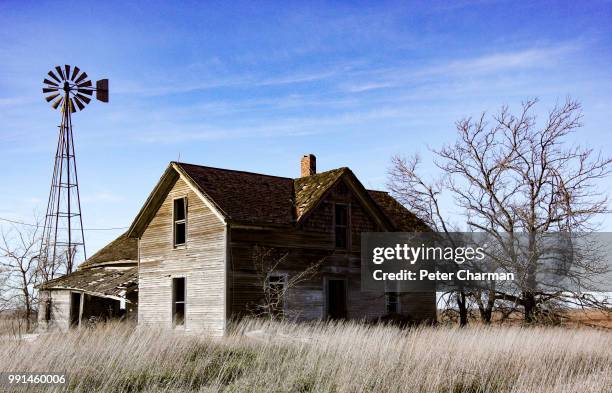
[0,317,31,337]
[1,319,611,393]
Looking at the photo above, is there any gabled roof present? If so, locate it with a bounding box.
[79,232,138,269]
[128,161,425,237]
[294,167,395,230]
[294,167,346,218]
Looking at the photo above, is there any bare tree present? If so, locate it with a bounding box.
[388,155,472,326]
[391,98,612,324]
[250,246,327,320]
[0,265,11,315]
[0,220,42,331]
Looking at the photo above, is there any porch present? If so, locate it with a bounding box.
[38,266,138,331]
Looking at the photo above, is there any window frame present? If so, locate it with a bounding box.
[172,196,188,248]
[172,276,186,328]
[266,273,287,317]
[333,203,350,250]
[324,276,348,319]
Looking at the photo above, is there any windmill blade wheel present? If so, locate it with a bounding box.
[42,65,108,111]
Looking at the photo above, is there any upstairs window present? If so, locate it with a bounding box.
[335,204,349,249]
[173,197,187,247]
[172,277,186,326]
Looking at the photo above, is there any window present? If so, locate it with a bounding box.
[44,299,52,322]
[173,197,187,247]
[385,292,399,314]
[335,204,349,249]
[327,278,347,319]
[172,277,186,326]
[266,275,286,317]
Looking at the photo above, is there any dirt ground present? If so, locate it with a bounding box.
[562,309,612,329]
[439,308,612,329]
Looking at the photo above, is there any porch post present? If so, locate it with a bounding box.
[78,292,84,328]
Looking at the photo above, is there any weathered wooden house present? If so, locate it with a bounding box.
[39,155,435,336]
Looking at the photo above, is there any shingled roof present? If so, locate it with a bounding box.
[79,232,138,269]
[40,266,138,299]
[37,231,138,297]
[178,162,428,230]
[294,167,346,218]
[368,190,430,232]
[178,163,295,225]
[130,161,426,236]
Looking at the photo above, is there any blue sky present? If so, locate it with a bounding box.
[1,1,611,256]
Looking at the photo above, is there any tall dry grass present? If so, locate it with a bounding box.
[0,316,32,337]
[0,320,610,392]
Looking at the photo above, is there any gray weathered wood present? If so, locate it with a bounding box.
[138,176,227,336]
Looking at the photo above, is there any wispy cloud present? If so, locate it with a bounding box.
[341,43,580,93]
[113,66,350,97]
[429,45,577,74]
[344,81,396,93]
[129,104,429,144]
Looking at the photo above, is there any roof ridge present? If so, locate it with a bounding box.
[175,161,348,181]
[175,161,294,180]
[293,167,348,181]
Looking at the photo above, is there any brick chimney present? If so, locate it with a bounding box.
[300,154,316,177]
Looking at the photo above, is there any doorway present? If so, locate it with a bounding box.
[327,279,347,319]
[70,292,81,327]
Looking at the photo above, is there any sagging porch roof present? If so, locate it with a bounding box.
[40,266,138,300]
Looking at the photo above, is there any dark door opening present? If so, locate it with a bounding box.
[327,279,347,319]
[70,292,81,327]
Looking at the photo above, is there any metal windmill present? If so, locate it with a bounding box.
[40,65,108,278]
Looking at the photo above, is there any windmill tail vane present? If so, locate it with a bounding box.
[39,65,109,278]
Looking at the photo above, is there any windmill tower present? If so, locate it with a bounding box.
[40,65,109,278]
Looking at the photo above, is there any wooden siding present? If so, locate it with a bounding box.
[37,289,72,332]
[229,178,436,322]
[138,176,227,337]
[399,292,437,320]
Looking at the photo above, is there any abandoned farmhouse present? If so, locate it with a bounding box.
[38,155,435,336]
